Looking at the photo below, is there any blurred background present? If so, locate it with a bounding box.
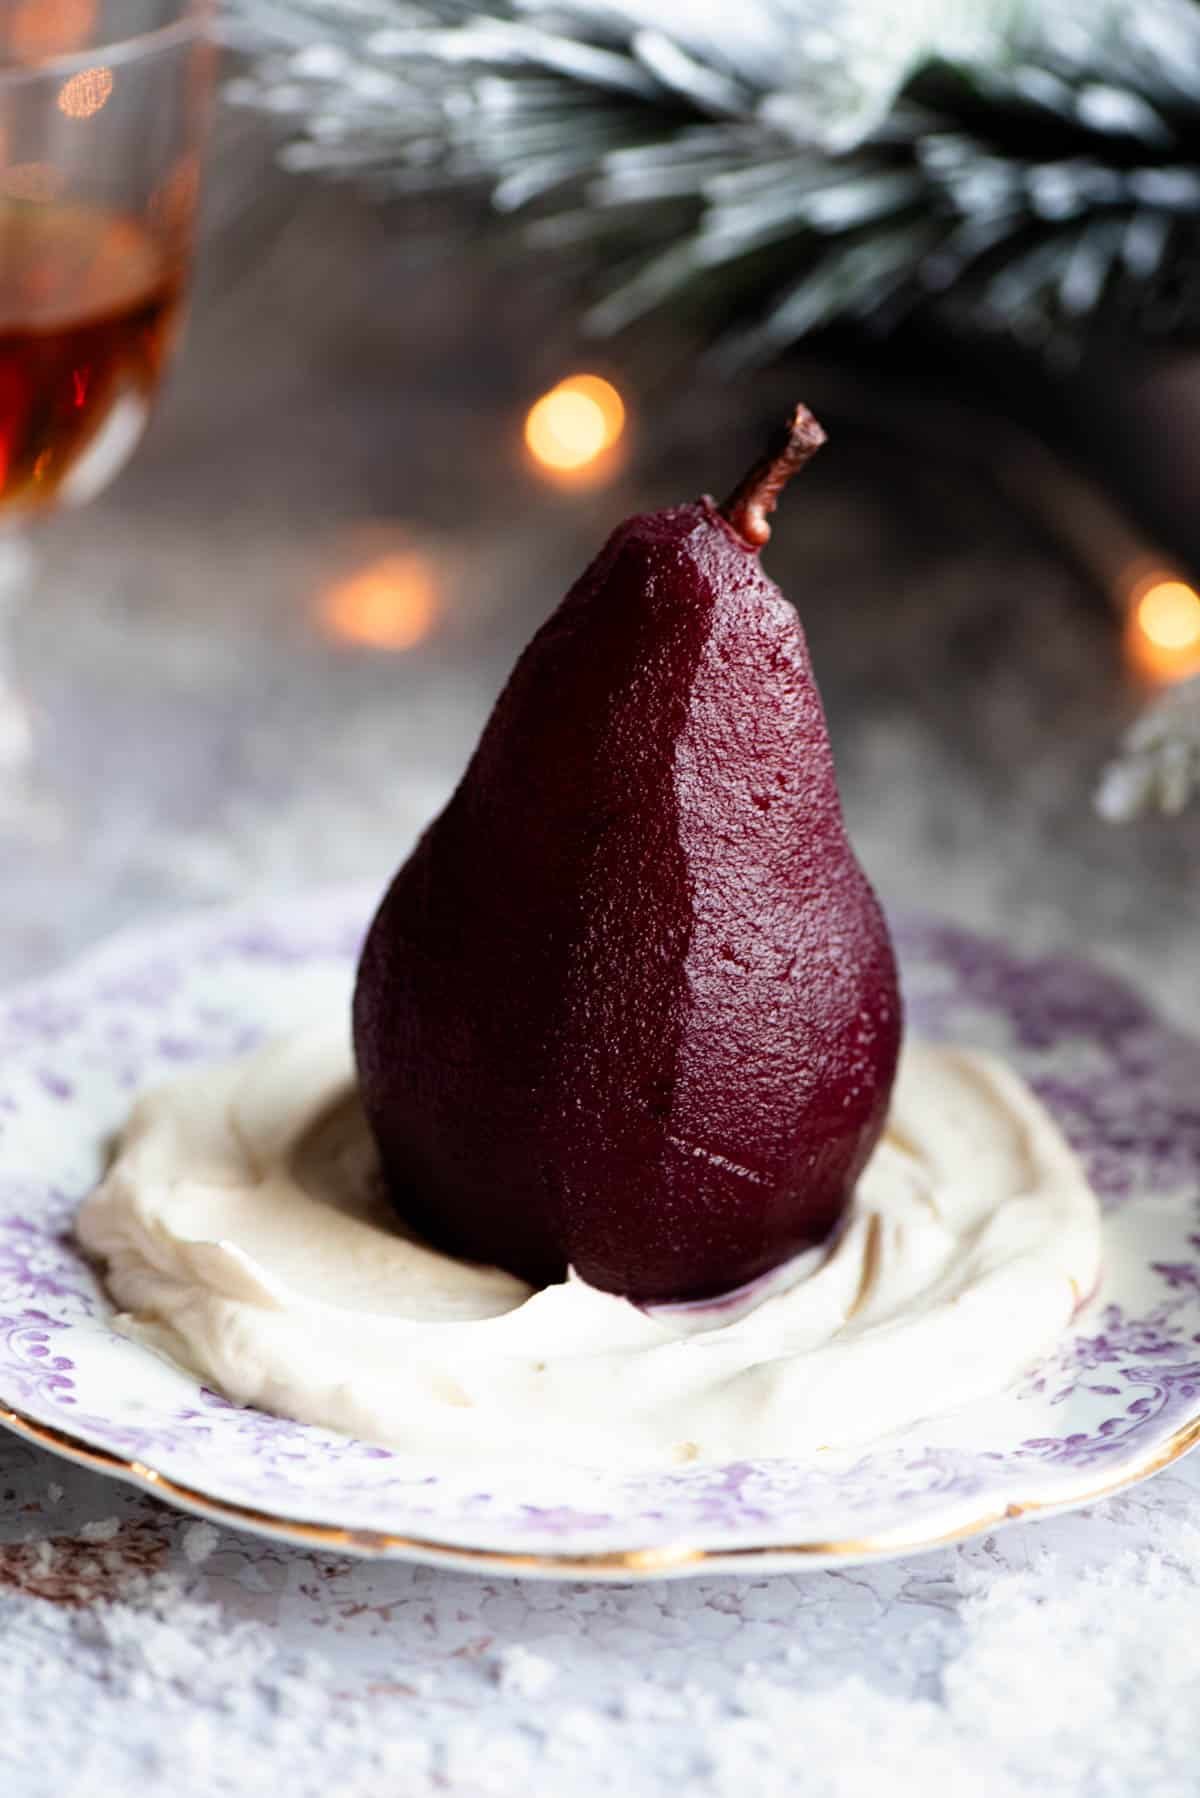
[3,0,1200,1017]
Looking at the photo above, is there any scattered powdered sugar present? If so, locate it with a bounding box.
[2,1446,1200,1797]
[1,1563,435,1798]
[181,1522,220,1567]
[78,1519,121,1544]
[494,1644,558,1700]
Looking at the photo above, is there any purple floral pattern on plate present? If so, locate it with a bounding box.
[0,888,1198,1573]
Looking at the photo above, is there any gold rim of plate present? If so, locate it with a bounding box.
[4,1401,1200,1578]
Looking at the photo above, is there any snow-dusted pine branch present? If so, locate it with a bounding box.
[225,0,1200,359]
[1097,678,1200,820]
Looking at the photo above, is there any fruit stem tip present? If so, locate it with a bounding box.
[719,402,826,549]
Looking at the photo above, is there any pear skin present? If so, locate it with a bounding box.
[354,406,901,1301]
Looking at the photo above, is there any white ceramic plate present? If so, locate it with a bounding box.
[2,888,1199,1579]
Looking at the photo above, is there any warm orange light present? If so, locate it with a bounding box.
[320,552,439,651]
[57,65,113,121]
[524,375,626,480]
[564,374,626,443]
[1137,580,1200,649]
[1127,576,1200,684]
[10,0,97,62]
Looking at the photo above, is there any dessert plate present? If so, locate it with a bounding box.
[1,887,1199,1579]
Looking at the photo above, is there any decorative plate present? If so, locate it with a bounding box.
[1,888,1199,1579]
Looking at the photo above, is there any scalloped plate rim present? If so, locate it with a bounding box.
[4,1398,1199,1580]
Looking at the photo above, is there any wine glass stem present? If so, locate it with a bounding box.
[0,531,35,775]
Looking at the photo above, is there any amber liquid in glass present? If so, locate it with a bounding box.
[0,201,183,513]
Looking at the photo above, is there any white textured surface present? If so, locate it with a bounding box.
[3,1427,1200,1796]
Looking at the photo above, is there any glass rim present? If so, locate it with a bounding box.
[0,2,216,88]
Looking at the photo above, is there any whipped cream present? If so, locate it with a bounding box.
[76,1029,1102,1470]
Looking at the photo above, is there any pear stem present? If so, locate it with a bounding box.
[718,402,827,549]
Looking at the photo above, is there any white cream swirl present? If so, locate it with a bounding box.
[76,1029,1102,1470]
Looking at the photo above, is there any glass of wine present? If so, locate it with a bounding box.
[0,0,215,778]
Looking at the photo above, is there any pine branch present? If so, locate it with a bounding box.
[1097,678,1200,820]
[227,0,1200,359]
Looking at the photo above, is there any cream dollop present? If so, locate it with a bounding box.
[76,1030,1102,1470]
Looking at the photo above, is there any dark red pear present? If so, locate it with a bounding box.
[353,405,901,1302]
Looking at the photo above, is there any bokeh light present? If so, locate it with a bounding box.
[525,375,626,481]
[320,551,439,651]
[1127,575,1200,684]
[57,65,113,120]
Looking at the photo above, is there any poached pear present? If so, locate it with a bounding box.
[353,404,901,1302]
